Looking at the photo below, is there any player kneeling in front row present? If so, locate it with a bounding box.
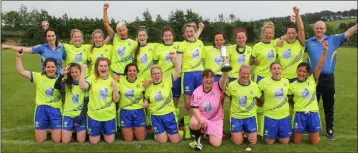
[14,50,62,144]
[144,52,182,143]
[79,58,119,144]
[226,64,261,147]
[189,69,229,150]
[288,41,329,145]
[55,63,88,144]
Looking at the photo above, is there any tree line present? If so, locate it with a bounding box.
[1,4,357,45]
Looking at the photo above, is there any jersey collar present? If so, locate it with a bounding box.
[126,76,137,83]
[238,80,251,86]
[312,35,328,42]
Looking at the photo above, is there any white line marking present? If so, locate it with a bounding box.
[1,125,33,133]
[1,135,356,145]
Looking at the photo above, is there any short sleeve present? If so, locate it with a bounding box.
[201,46,208,59]
[225,83,232,96]
[258,79,265,91]
[191,90,199,108]
[288,83,293,96]
[32,45,44,55]
[108,45,113,60]
[254,84,262,98]
[153,47,160,61]
[62,47,67,60]
[30,72,41,84]
[177,42,185,54]
[332,33,346,49]
[251,44,258,59]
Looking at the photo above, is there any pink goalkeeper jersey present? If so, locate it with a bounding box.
[191,82,224,121]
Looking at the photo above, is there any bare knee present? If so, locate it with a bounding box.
[232,139,243,145]
[35,139,45,144]
[210,141,222,147]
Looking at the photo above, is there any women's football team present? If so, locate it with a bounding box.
[1,3,338,150]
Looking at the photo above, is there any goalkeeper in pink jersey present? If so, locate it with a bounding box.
[189,68,229,150]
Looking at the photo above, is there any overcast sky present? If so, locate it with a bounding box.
[2,1,357,22]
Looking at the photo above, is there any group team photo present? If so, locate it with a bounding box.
[1,1,357,152]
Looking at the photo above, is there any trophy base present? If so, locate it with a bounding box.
[221,66,232,72]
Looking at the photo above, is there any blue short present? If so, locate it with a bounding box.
[62,116,86,132]
[229,77,237,83]
[263,116,292,139]
[183,71,203,94]
[34,105,62,130]
[120,109,146,128]
[87,116,116,136]
[255,75,264,83]
[151,112,178,135]
[288,78,297,83]
[293,112,321,133]
[172,77,181,97]
[214,75,221,82]
[231,116,257,134]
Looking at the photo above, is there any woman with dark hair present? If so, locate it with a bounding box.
[188,68,229,150]
[288,41,328,145]
[79,57,119,144]
[202,32,227,82]
[257,62,291,144]
[117,63,146,142]
[54,63,88,144]
[2,28,66,74]
[276,6,305,83]
[14,51,62,144]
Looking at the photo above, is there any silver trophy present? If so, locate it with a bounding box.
[220,46,232,72]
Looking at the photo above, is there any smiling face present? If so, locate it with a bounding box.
[286,27,298,42]
[214,34,225,48]
[297,66,309,81]
[93,32,103,46]
[314,21,327,39]
[185,26,195,40]
[239,67,250,84]
[46,31,56,45]
[163,31,174,45]
[236,32,247,47]
[270,63,282,79]
[137,30,148,44]
[263,27,274,42]
[71,31,83,46]
[97,60,109,77]
[70,66,81,81]
[44,61,57,77]
[127,65,138,81]
[151,67,163,84]
[118,24,128,39]
[202,71,215,89]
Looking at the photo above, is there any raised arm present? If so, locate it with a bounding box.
[15,51,31,79]
[2,44,32,53]
[112,80,119,103]
[79,64,90,90]
[345,23,357,39]
[54,66,69,91]
[313,41,328,81]
[294,7,305,46]
[169,52,182,81]
[103,3,115,39]
[195,22,204,39]
[219,71,228,91]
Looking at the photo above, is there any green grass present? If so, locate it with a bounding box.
[309,18,357,29]
[1,47,357,152]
